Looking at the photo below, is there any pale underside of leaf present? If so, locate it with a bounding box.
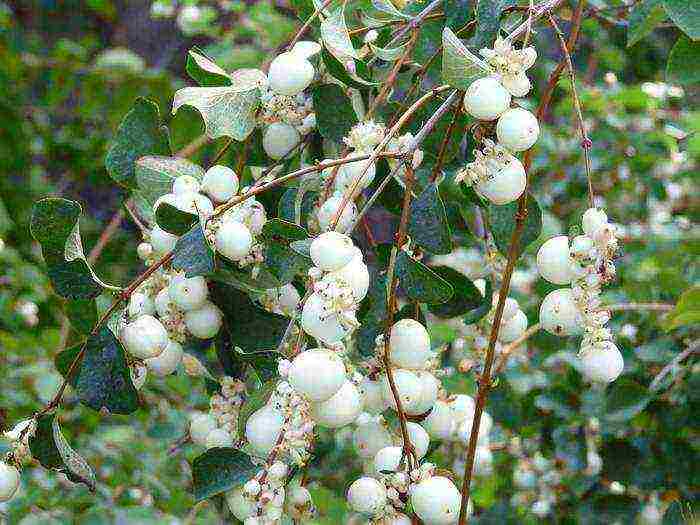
[321,7,360,62]
[370,41,411,61]
[172,86,260,141]
[189,50,230,77]
[371,0,411,20]
[52,418,97,491]
[136,156,205,207]
[442,27,491,90]
[65,221,120,291]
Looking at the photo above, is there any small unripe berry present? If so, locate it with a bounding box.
[145,340,183,376]
[579,342,624,383]
[202,165,239,203]
[582,208,608,236]
[410,476,462,525]
[121,315,169,359]
[463,77,512,121]
[190,412,218,446]
[389,319,431,369]
[169,274,209,312]
[185,301,223,339]
[406,422,430,459]
[496,107,540,151]
[205,428,234,449]
[476,157,526,205]
[309,231,355,271]
[537,236,575,285]
[267,52,315,96]
[172,175,201,195]
[327,249,370,301]
[245,405,284,455]
[150,225,178,255]
[374,445,403,474]
[301,292,351,345]
[215,220,253,261]
[137,242,153,260]
[316,194,357,232]
[288,348,346,402]
[263,122,301,159]
[226,487,256,521]
[539,288,582,336]
[422,400,455,440]
[498,309,528,343]
[312,380,363,428]
[0,461,20,503]
[347,476,387,515]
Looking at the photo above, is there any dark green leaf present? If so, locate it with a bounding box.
[154,202,197,236]
[462,277,492,324]
[627,0,667,47]
[172,225,215,277]
[192,448,258,501]
[65,298,97,334]
[55,343,84,388]
[662,0,700,40]
[76,327,139,415]
[427,266,484,318]
[261,218,308,242]
[395,251,454,304]
[234,348,284,383]
[135,155,205,208]
[666,36,700,85]
[105,97,171,189]
[604,379,651,422]
[237,380,277,439]
[321,49,377,90]
[665,286,700,330]
[311,84,358,143]
[278,188,319,228]
[261,219,312,284]
[487,194,542,258]
[210,259,281,293]
[29,414,63,470]
[290,0,315,21]
[186,48,232,87]
[356,273,388,357]
[460,182,488,208]
[443,0,474,30]
[469,0,516,48]
[408,183,453,255]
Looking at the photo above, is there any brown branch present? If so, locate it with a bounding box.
[207,137,234,169]
[175,134,209,158]
[286,0,335,51]
[430,100,462,181]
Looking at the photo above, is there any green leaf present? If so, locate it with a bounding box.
[441,27,490,90]
[192,448,258,501]
[234,348,284,383]
[408,183,453,255]
[604,379,651,422]
[29,414,96,491]
[662,0,700,40]
[469,0,516,48]
[487,194,542,258]
[261,218,308,241]
[135,156,205,208]
[172,224,215,277]
[55,342,84,388]
[666,36,700,85]
[371,0,411,20]
[321,49,377,90]
[260,219,312,284]
[154,202,197,236]
[311,84,358,143]
[76,326,140,415]
[369,41,412,61]
[443,0,474,31]
[278,188,319,228]
[105,97,171,189]
[186,48,232,87]
[237,380,277,439]
[320,7,360,62]
[395,251,454,304]
[172,69,267,141]
[65,298,97,334]
[30,198,112,299]
[627,0,667,47]
[290,0,315,20]
[462,277,492,324]
[356,273,389,356]
[665,286,700,330]
[210,258,281,293]
[290,238,313,258]
[427,266,485,318]
[211,282,290,352]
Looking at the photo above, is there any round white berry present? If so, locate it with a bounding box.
[128,292,155,318]
[309,231,355,271]
[268,461,288,480]
[449,395,475,423]
[289,40,322,60]
[380,369,423,415]
[374,445,403,474]
[288,348,346,402]
[202,165,239,203]
[456,417,490,446]
[347,476,387,515]
[498,309,528,343]
[267,52,315,96]
[582,208,608,236]
[476,156,526,205]
[422,400,455,440]
[185,301,223,339]
[172,175,201,195]
[316,194,357,232]
[245,405,284,456]
[335,157,376,193]
[190,412,218,446]
[358,377,386,414]
[150,224,178,255]
[497,296,521,322]
[473,446,494,476]
[496,107,540,152]
[406,422,430,459]
[389,318,431,369]
[154,288,173,318]
[175,191,215,217]
[137,242,153,260]
[327,249,370,301]
[226,487,256,521]
[463,77,512,121]
[215,220,253,261]
[263,122,301,160]
[145,340,183,376]
[289,485,312,506]
[537,235,575,285]
[410,476,462,525]
[312,380,363,428]
[300,292,351,345]
[539,288,582,336]
[0,461,20,503]
[387,514,412,525]
[579,342,624,383]
[205,428,233,449]
[169,273,208,312]
[121,315,168,359]
[353,419,393,459]
[412,370,439,415]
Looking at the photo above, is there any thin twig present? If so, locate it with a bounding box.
[649,340,699,392]
[287,0,335,50]
[207,137,234,169]
[430,100,462,181]
[175,134,209,158]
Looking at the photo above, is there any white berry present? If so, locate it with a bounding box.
[422,400,455,440]
[0,461,20,503]
[202,165,239,203]
[205,428,234,449]
[121,315,168,359]
[316,194,357,232]
[267,52,315,96]
[150,224,178,255]
[389,318,431,369]
[496,107,540,151]
[246,405,284,456]
[579,342,624,383]
[412,370,439,415]
[215,220,253,261]
[353,418,393,459]
[335,157,376,193]
[312,380,363,428]
[263,122,301,159]
[128,292,155,318]
[381,369,423,415]
[169,273,208,312]
[410,476,462,525]
[476,157,526,205]
[463,77,512,121]
[327,249,370,301]
[185,301,223,339]
[347,476,387,515]
[190,412,218,446]
[137,242,153,260]
[288,348,346,402]
[301,292,351,345]
[358,377,386,414]
[310,231,355,271]
[374,445,403,474]
[406,422,430,459]
[154,288,173,318]
[145,340,183,376]
[537,235,575,285]
[539,288,582,336]
[498,309,528,343]
[226,487,256,521]
[172,175,201,195]
[175,191,214,217]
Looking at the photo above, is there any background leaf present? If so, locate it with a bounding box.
[666,36,700,85]
[487,194,542,258]
[154,202,197,236]
[427,266,485,318]
[627,0,667,47]
[469,0,516,48]
[408,183,453,255]
[311,84,358,143]
[662,0,700,40]
[395,251,454,304]
[192,448,258,501]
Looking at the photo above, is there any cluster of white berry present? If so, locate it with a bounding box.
[456,38,539,205]
[189,377,247,449]
[0,419,35,505]
[261,42,321,160]
[537,207,623,382]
